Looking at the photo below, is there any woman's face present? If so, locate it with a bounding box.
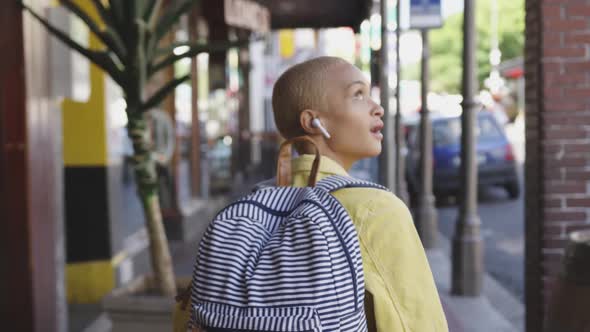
[321,62,384,168]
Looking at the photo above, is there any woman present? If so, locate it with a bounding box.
[271,56,448,332]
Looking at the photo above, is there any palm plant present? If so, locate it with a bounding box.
[21,0,249,297]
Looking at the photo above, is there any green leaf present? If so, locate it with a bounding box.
[109,0,126,30]
[103,26,128,60]
[90,1,128,49]
[123,0,139,20]
[22,3,125,86]
[150,0,197,50]
[144,0,165,62]
[89,0,116,29]
[60,0,127,60]
[146,0,165,32]
[60,0,102,34]
[111,0,141,53]
[149,39,250,77]
[136,19,149,98]
[140,74,190,112]
[142,0,159,21]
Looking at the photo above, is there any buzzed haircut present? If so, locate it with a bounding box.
[272,56,348,139]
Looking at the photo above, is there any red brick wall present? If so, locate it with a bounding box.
[525,0,590,331]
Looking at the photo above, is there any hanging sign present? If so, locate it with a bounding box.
[224,0,271,33]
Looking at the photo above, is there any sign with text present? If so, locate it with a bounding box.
[224,0,271,33]
[410,0,443,29]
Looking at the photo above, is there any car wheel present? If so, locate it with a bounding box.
[505,181,520,200]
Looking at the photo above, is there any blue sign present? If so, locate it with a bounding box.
[410,0,443,29]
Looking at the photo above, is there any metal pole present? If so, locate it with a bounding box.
[379,0,395,190]
[452,0,484,296]
[416,29,438,248]
[394,0,409,204]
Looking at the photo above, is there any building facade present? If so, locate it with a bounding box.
[0,1,66,330]
[525,0,590,331]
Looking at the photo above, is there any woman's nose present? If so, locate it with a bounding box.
[371,100,385,117]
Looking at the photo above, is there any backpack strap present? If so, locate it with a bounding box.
[276,136,321,187]
[315,174,389,193]
[175,281,192,310]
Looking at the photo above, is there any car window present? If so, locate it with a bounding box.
[477,116,504,141]
[433,119,461,146]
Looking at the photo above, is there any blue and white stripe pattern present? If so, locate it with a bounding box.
[191,175,387,332]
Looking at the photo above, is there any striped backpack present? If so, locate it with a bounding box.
[188,137,386,332]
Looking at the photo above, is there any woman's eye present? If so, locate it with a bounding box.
[353,91,365,100]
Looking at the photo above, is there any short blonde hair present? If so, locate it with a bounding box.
[272,56,348,139]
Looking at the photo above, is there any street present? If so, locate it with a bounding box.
[437,118,525,301]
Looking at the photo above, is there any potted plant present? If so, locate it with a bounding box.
[21,0,251,329]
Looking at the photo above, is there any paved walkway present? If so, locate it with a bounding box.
[428,249,521,332]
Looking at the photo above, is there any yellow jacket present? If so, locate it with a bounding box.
[291,155,448,332]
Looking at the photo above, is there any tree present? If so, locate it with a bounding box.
[403,0,524,94]
[21,0,249,297]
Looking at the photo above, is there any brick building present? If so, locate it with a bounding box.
[525,0,590,331]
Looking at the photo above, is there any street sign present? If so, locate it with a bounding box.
[410,0,443,29]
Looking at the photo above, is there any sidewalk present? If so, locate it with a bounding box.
[429,250,522,332]
[71,176,524,332]
[429,234,524,332]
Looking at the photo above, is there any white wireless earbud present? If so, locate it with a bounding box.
[312,118,331,139]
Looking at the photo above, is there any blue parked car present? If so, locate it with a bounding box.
[405,111,520,201]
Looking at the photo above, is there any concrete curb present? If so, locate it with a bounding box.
[81,313,112,332]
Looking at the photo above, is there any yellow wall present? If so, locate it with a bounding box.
[61,0,108,167]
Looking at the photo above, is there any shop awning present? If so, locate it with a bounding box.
[499,57,524,79]
[255,0,372,30]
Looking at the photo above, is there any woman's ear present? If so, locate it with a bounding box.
[299,109,320,136]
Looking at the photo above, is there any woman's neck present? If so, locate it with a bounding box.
[298,140,356,171]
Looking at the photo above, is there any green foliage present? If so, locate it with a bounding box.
[20,0,248,112]
[406,0,524,93]
[402,61,420,82]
